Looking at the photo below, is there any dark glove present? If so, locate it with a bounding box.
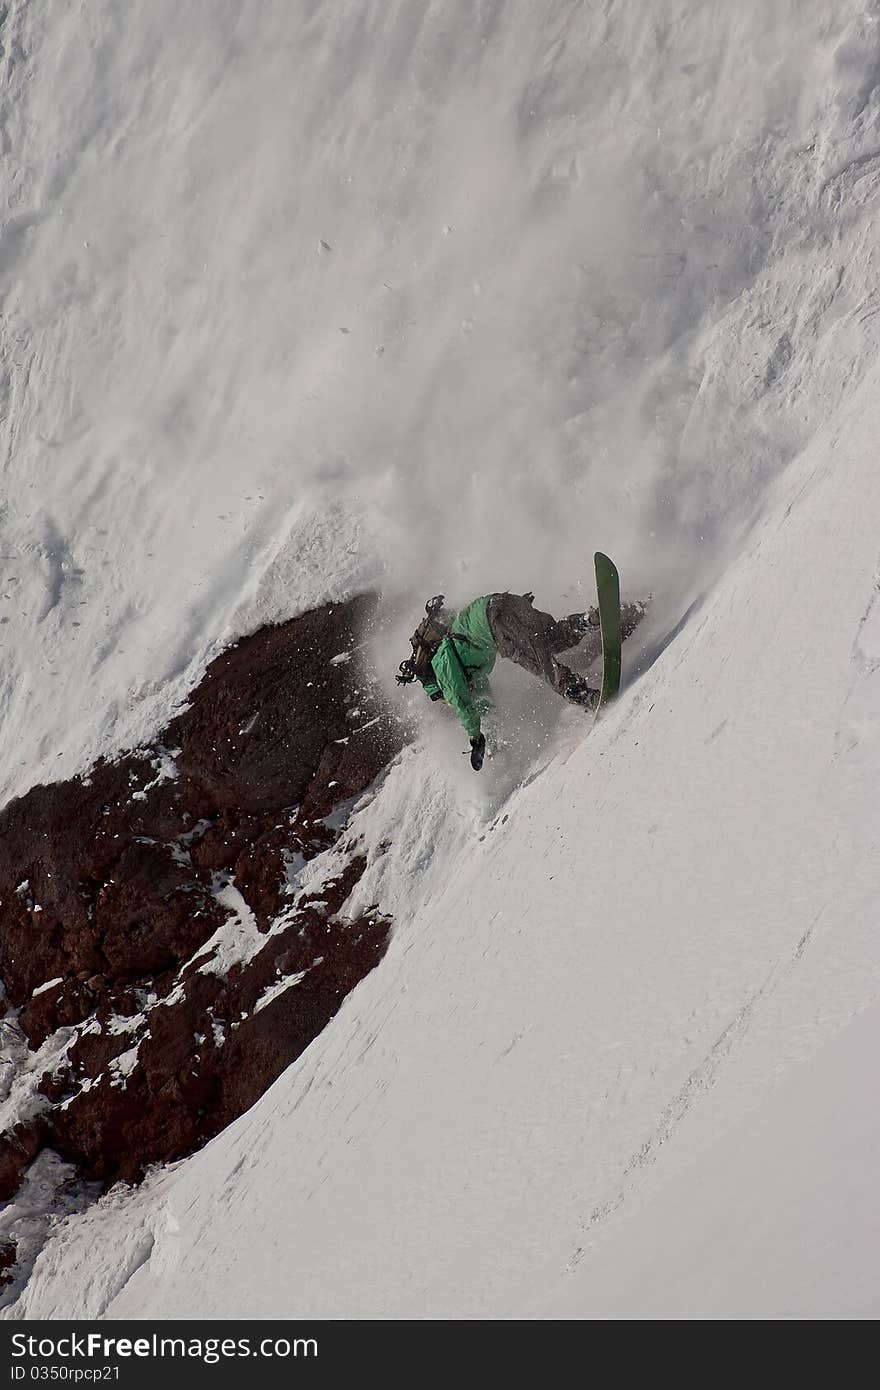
[470,733,486,771]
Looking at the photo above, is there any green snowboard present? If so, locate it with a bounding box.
[594,551,621,708]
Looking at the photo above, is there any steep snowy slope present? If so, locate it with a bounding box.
[3,0,880,1318]
[4,0,880,800]
[11,359,880,1319]
[553,998,880,1320]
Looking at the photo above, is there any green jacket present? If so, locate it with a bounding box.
[424,595,497,739]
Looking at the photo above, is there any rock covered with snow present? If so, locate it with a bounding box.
[0,595,403,1212]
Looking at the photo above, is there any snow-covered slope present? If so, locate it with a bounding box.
[553,997,880,1320]
[5,0,880,798]
[12,352,880,1320]
[2,0,880,1318]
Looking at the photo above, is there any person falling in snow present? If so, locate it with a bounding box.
[396,590,644,770]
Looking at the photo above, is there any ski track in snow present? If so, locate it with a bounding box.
[1,0,880,1318]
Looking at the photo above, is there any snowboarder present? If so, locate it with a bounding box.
[396,590,644,770]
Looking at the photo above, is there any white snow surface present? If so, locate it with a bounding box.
[2,0,880,1319]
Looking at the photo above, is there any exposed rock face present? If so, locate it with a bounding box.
[0,1239,16,1288]
[0,594,404,1200]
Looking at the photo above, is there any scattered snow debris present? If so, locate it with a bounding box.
[31,979,63,998]
[168,842,192,868]
[189,879,272,978]
[109,1038,147,1087]
[106,1013,146,1038]
[349,716,380,735]
[282,849,307,893]
[313,795,358,833]
[59,1077,101,1110]
[178,819,212,847]
[131,748,179,800]
[161,981,185,1011]
[253,970,308,1014]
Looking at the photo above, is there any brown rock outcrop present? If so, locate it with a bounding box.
[0,594,404,1197]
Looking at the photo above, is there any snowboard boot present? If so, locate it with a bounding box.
[564,676,600,711]
[620,598,649,641]
[567,607,601,636]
